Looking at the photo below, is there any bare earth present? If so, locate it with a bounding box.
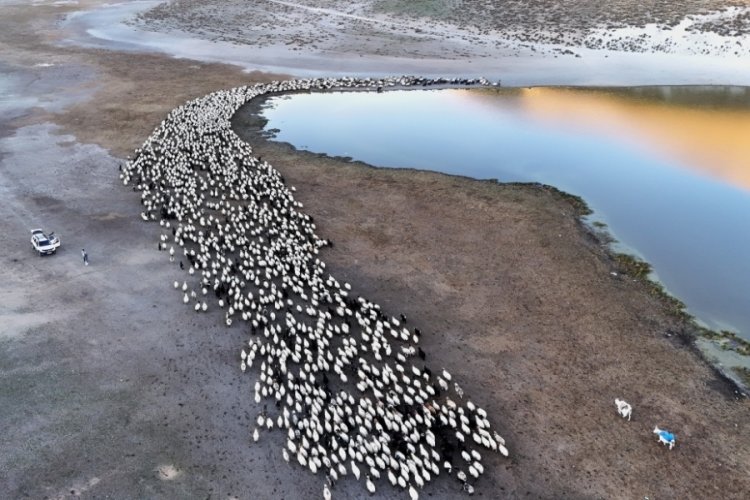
[135,0,750,58]
[1,1,749,499]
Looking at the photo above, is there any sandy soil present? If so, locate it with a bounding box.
[1,1,749,499]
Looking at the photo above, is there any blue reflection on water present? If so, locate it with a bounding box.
[260,89,750,339]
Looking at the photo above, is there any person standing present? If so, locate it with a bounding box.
[82,248,89,266]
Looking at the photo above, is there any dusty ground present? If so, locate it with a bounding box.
[1,1,749,499]
[232,100,750,499]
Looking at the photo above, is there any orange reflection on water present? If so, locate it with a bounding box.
[513,87,750,192]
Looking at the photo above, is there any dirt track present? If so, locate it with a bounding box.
[1,1,749,499]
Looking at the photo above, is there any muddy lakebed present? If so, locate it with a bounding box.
[250,85,750,362]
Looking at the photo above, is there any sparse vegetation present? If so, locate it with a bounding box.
[373,0,750,43]
[614,253,652,279]
[510,182,593,216]
[131,0,750,58]
[733,366,750,386]
[702,329,750,356]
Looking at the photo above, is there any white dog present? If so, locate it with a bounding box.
[614,398,632,421]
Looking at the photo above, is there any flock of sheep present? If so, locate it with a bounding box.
[120,76,508,498]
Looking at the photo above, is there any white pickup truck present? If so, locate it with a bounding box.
[30,228,61,256]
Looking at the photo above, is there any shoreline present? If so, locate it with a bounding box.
[60,1,750,87]
[233,88,750,396]
[2,1,750,498]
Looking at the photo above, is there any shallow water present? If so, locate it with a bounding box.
[0,68,39,120]
[259,86,750,340]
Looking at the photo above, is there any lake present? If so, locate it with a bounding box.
[257,86,750,342]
